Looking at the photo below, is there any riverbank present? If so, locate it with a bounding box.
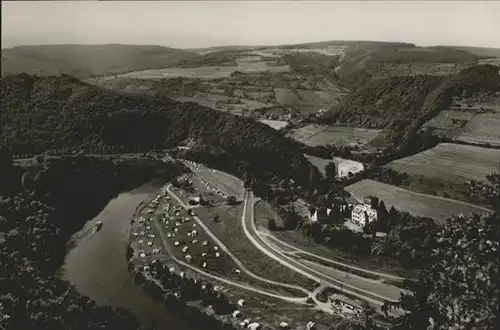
[1,155,188,330]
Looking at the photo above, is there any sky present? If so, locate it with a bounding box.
[2,1,500,49]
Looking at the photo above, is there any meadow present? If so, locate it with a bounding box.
[116,61,291,80]
[453,111,500,146]
[288,124,382,147]
[384,143,498,183]
[345,179,491,225]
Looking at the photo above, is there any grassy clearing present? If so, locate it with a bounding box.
[255,200,285,228]
[273,88,343,114]
[421,110,476,138]
[385,143,499,183]
[193,204,317,292]
[117,62,290,80]
[454,112,500,146]
[345,179,491,225]
[288,124,382,147]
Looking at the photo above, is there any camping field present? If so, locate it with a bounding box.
[288,124,381,147]
[384,143,499,183]
[345,179,491,225]
[196,169,245,198]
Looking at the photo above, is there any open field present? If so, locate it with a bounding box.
[305,154,364,177]
[193,204,317,291]
[274,88,343,114]
[288,124,382,147]
[421,98,500,146]
[421,110,476,138]
[345,179,491,225]
[453,112,500,146]
[385,143,499,183]
[259,119,288,130]
[114,62,291,80]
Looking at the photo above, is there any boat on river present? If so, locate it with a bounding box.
[92,221,103,233]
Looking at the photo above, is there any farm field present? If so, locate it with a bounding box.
[345,179,491,225]
[384,143,499,183]
[421,110,476,138]
[259,119,288,130]
[305,154,364,177]
[274,88,343,114]
[453,112,500,146]
[115,62,291,80]
[288,124,382,147]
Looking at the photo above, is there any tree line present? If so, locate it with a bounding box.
[0,147,185,330]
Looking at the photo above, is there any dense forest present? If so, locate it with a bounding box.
[1,73,318,189]
[321,65,500,129]
[320,64,500,154]
[0,148,186,329]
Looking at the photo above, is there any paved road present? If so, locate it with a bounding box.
[260,232,407,282]
[243,190,403,310]
[165,184,311,301]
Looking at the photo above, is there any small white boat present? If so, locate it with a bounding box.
[92,221,103,233]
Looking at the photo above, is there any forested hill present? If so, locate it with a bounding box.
[1,73,316,186]
[1,44,198,78]
[320,64,500,132]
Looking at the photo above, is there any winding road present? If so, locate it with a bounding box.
[242,190,403,309]
[164,184,312,302]
[165,160,405,316]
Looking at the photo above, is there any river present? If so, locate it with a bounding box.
[62,182,194,330]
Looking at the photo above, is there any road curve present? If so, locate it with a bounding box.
[165,185,311,299]
[259,232,407,282]
[243,190,401,307]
